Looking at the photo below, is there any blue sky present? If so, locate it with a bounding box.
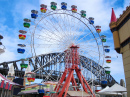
[0,0,129,84]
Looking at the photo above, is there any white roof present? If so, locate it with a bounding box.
[98,86,109,93]
[97,83,127,95]
[105,83,127,92]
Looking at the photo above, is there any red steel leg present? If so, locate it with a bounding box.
[58,70,74,97]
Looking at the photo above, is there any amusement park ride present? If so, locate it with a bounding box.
[0,2,116,97]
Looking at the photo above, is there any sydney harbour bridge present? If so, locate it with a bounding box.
[0,52,117,87]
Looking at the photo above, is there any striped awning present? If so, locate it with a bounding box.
[0,73,23,88]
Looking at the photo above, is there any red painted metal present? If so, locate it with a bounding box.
[54,69,67,92]
[75,67,88,93]
[80,71,95,96]
[63,70,74,97]
[55,45,95,97]
[71,75,79,91]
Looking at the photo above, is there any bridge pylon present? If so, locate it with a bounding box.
[7,65,15,82]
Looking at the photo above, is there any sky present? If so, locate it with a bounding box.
[0,0,129,84]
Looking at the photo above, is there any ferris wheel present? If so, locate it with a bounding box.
[17,2,112,89]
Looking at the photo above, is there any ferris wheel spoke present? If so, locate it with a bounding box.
[35,32,60,43]
[31,25,66,44]
[79,49,100,64]
[63,10,71,34]
[33,33,62,43]
[34,37,60,45]
[69,19,85,43]
[34,43,61,46]
[58,12,68,33]
[65,11,73,39]
[48,14,66,38]
[74,27,90,41]
[35,40,66,55]
[68,12,81,37]
[75,31,92,44]
[70,13,81,41]
[79,47,104,56]
[49,13,74,48]
[78,37,100,45]
[31,20,63,40]
[80,44,103,48]
[60,12,73,44]
[57,12,71,41]
[42,17,64,39]
[52,11,69,35]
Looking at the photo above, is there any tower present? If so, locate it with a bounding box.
[109,6,130,96]
[7,65,15,81]
[54,45,95,97]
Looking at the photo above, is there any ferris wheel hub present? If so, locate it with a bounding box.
[70,45,79,48]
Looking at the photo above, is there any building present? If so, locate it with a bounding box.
[109,5,130,96]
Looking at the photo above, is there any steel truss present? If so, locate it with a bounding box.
[0,52,117,86]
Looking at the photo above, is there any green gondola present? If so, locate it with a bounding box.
[20,63,28,68]
[51,5,57,10]
[105,70,111,74]
[80,10,86,18]
[102,39,106,42]
[81,13,86,18]
[23,22,30,28]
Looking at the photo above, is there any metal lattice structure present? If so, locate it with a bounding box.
[0,52,117,86]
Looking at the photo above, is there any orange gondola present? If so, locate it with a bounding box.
[96,29,101,33]
[40,4,47,13]
[71,5,77,13]
[26,72,35,82]
[106,60,111,63]
[19,34,26,40]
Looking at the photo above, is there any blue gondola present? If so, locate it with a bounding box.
[89,17,94,24]
[31,13,38,19]
[38,83,46,94]
[38,89,45,93]
[17,48,25,54]
[61,2,67,10]
[89,20,94,24]
[104,49,110,53]
[101,80,107,88]
[31,10,38,19]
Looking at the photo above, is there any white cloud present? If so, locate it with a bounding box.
[0,49,16,63]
